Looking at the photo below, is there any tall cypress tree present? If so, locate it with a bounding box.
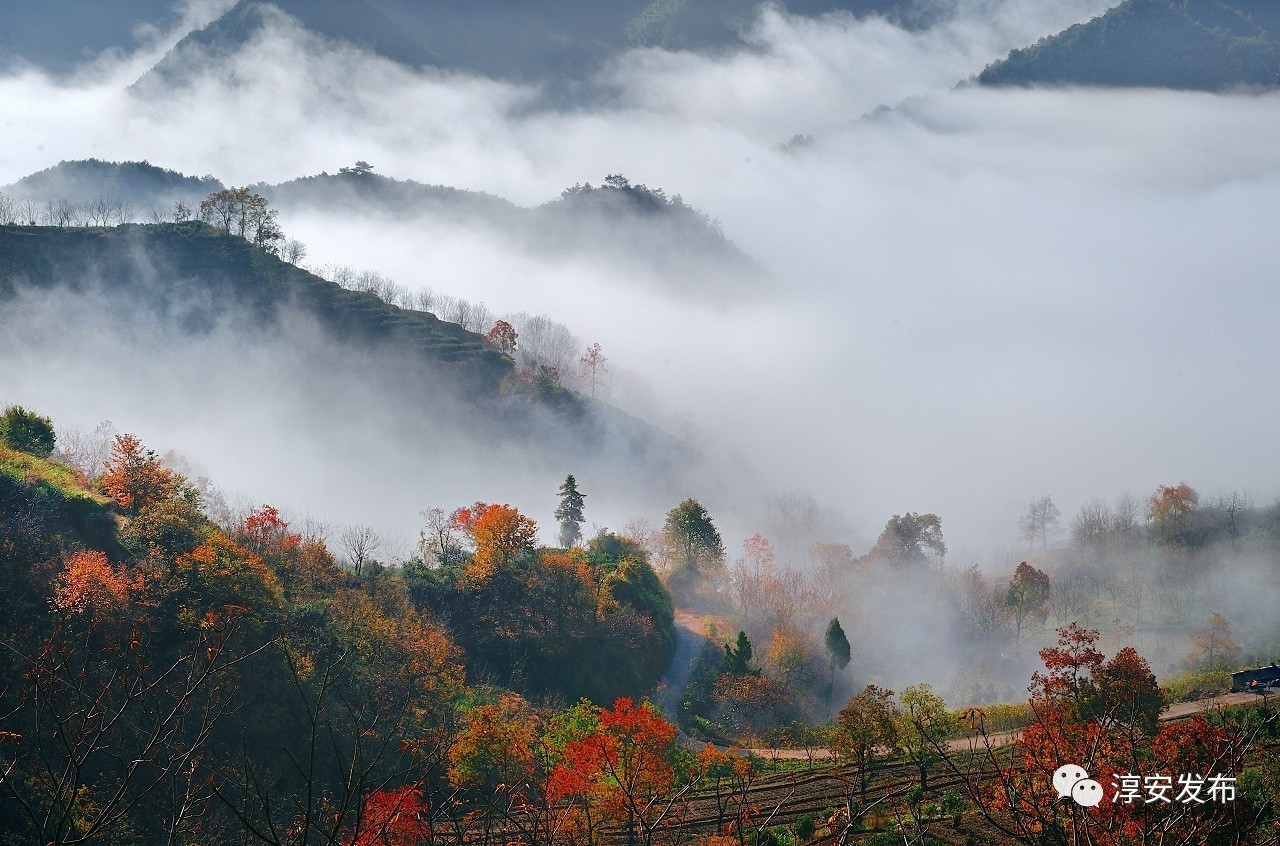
[824,617,852,703]
[555,475,586,548]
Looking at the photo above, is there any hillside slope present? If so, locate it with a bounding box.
[0,222,691,482]
[979,0,1280,90]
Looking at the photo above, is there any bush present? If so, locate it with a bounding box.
[793,815,815,842]
[1161,666,1234,702]
[0,405,56,457]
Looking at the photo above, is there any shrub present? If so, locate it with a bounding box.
[0,405,56,457]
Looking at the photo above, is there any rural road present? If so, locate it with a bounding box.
[654,613,1269,759]
[654,610,710,723]
[736,691,1268,761]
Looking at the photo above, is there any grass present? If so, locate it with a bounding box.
[0,444,105,504]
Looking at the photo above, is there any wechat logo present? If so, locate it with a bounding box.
[1054,764,1104,808]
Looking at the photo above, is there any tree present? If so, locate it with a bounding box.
[199,187,283,252]
[899,683,954,789]
[1187,611,1240,667]
[459,503,538,582]
[555,475,586,548]
[340,524,382,577]
[1004,561,1050,645]
[1017,495,1060,551]
[862,512,946,568]
[1070,497,1112,561]
[580,342,608,399]
[1149,482,1199,547]
[823,617,851,703]
[723,631,756,676]
[99,434,176,512]
[419,506,463,567]
[339,161,375,176]
[833,685,900,802]
[0,405,56,457]
[484,319,518,356]
[729,533,775,619]
[662,498,725,583]
[547,698,681,846]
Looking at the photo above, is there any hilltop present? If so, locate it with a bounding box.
[979,0,1280,90]
[2,160,762,291]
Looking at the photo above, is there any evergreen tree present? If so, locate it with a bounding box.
[824,617,852,703]
[555,475,586,548]
[724,631,757,676]
[662,498,725,580]
[0,405,56,458]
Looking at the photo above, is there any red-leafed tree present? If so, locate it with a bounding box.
[484,320,518,356]
[548,698,684,846]
[933,624,1269,846]
[344,785,431,846]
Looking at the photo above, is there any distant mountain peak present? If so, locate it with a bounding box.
[133,0,435,91]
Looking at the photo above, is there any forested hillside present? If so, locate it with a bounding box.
[0,222,508,391]
[979,0,1280,90]
[0,409,676,843]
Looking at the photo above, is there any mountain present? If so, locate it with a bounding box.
[2,161,762,293]
[0,221,689,480]
[0,0,177,74]
[3,159,224,211]
[4,0,958,81]
[978,0,1280,90]
[135,0,436,90]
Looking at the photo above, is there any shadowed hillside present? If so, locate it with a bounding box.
[979,0,1280,90]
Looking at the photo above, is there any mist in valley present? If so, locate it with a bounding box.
[3,0,1280,706]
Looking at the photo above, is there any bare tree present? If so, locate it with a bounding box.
[87,196,114,226]
[506,312,583,377]
[0,192,15,225]
[1046,572,1091,626]
[339,525,381,576]
[1017,495,1060,551]
[1213,489,1253,546]
[1069,496,1111,561]
[281,238,308,265]
[580,342,608,399]
[49,419,118,477]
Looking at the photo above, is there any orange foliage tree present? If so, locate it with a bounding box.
[455,503,538,583]
[99,433,175,512]
[51,550,139,614]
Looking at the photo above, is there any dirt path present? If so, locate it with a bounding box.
[654,610,710,723]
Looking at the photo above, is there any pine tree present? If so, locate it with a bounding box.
[724,631,757,676]
[554,475,586,548]
[824,617,852,703]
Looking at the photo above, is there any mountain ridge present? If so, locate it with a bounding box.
[978,0,1280,90]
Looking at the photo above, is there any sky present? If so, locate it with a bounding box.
[2,0,1279,563]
